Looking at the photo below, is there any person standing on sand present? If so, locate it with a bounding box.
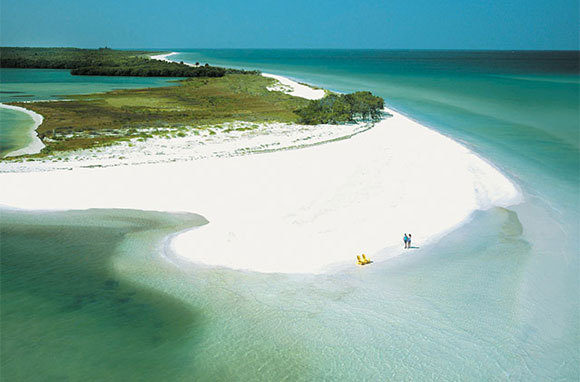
[408,234,412,248]
[403,233,409,249]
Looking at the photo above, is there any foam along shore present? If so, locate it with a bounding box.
[1,103,45,157]
[0,103,521,273]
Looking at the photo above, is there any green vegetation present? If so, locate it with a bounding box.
[0,47,257,77]
[8,74,310,154]
[296,92,384,124]
[1,47,385,157]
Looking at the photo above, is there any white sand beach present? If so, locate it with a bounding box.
[0,103,45,157]
[262,73,326,100]
[170,108,521,273]
[149,52,180,62]
[0,73,521,273]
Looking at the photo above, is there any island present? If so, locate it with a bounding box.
[1,47,384,157]
[0,47,520,274]
[0,47,254,77]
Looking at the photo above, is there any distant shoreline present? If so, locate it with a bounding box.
[1,53,331,158]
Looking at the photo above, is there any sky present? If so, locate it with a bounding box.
[1,0,578,50]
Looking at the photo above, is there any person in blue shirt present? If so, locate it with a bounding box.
[403,233,409,249]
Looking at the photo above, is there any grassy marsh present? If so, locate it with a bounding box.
[8,74,309,155]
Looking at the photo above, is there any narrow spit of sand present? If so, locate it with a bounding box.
[0,71,521,273]
[149,52,180,62]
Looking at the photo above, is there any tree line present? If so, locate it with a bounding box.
[0,47,258,77]
[295,91,385,124]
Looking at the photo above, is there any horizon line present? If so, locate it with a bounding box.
[1,46,579,53]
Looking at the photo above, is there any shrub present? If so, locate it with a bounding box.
[295,91,384,125]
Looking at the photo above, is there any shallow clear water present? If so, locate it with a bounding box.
[1,51,578,380]
[0,68,181,156]
[0,107,37,157]
[0,68,182,103]
[0,209,207,381]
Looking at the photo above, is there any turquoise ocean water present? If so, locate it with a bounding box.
[1,51,578,380]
